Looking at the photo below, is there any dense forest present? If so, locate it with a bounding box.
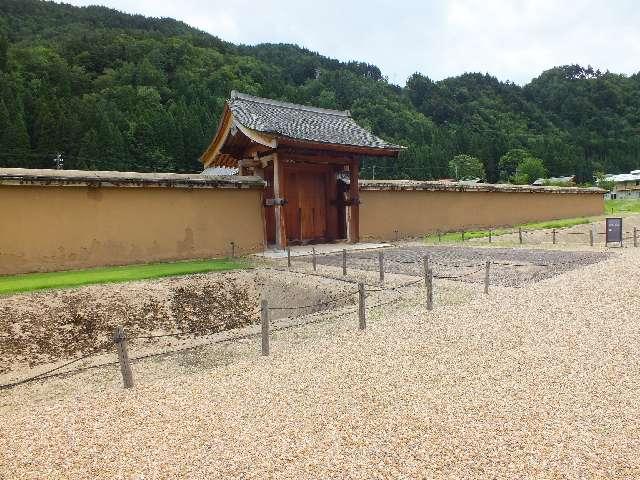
[1,0,639,183]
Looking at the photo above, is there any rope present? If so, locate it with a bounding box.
[365,279,422,292]
[268,290,358,311]
[433,267,484,280]
[0,351,100,390]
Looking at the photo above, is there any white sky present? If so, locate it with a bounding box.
[57,0,640,85]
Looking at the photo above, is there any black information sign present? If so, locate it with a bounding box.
[606,217,623,245]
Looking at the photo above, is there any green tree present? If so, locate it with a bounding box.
[499,148,533,181]
[513,157,547,185]
[448,154,485,180]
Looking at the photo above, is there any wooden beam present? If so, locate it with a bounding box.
[272,153,287,249]
[278,138,402,158]
[348,159,360,243]
[236,123,278,149]
[200,107,234,168]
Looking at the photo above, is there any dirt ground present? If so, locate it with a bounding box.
[2,240,640,478]
[0,268,369,379]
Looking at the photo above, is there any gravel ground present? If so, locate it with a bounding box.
[303,245,610,287]
[2,247,640,478]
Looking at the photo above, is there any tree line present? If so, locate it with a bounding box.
[1,0,639,183]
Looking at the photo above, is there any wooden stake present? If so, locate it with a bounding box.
[461,231,465,242]
[488,229,492,243]
[312,247,317,271]
[426,269,433,311]
[261,299,269,356]
[518,227,523,245]
[342,249,347,276]
[437,230,442,243]
[358,283,366,330]
[484,260,490,294]
[113,326,134,389]
[589,229,594,246]
[287,247,291,268]
[423,255,430,287]
[634,227,638,248]
[378,250,384,283]
[230,241,235,258]
[552,229,556,245]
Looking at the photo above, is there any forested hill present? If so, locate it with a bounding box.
[1,0,639,182]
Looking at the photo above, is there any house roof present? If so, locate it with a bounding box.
[201,91,404,167]
[605,172,640,183]
[228,91,403,150]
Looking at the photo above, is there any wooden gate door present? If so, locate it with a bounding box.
[285,165,328,243]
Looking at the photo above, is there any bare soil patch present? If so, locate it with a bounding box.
[0,269,357,376]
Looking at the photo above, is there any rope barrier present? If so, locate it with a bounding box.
[268,290,358,311]
[0,351,101,390]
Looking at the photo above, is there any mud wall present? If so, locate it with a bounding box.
[359,186,604,241]
[0,181,265,275]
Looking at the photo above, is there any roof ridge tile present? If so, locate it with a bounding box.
[230,90,350,117]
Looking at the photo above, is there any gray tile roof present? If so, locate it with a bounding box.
[228,91,403,151]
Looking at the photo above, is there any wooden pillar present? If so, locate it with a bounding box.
[348,159,360,243]
[273,153,287,249]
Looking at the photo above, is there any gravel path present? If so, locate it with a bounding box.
[304,245,610,287]
[2,248,640,478]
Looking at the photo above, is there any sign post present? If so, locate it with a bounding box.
[605,217,623,247]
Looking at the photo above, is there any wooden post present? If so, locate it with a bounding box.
[634,227,638,247]
[230,241,235,258]
[348,159,360,243]
[378,250,384,283]
[518,227,523,245]
[484,260,490,294]
[426,269,433,311]
[287,247,291,268]
[488,229,492,243]
[358,283,366,330]
[423,255,430,287]
[394,229,399,242]
[312,247,317,271]
[552,229,557,245]
[461,230,465,242]
[342,249,347,276]
[261,299,269,356]
[113,326,134,389]
[272,153,287,250]
[437,230,442,243]
[589,229,594,246]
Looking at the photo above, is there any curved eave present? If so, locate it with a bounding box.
[200,107,278,168]
[277,136,404,158]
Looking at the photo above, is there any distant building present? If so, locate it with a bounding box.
[603,170,640,199]
[532,175,575,186]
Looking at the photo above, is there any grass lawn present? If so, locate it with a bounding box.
[0,258,247,295]
[424,217,592,244]
[606,198,640,214]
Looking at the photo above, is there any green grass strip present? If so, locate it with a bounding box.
[605,198,640,214]
[0,258,247,295]
[424,217,592,244]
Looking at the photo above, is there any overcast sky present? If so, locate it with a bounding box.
[58,0,640,85]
